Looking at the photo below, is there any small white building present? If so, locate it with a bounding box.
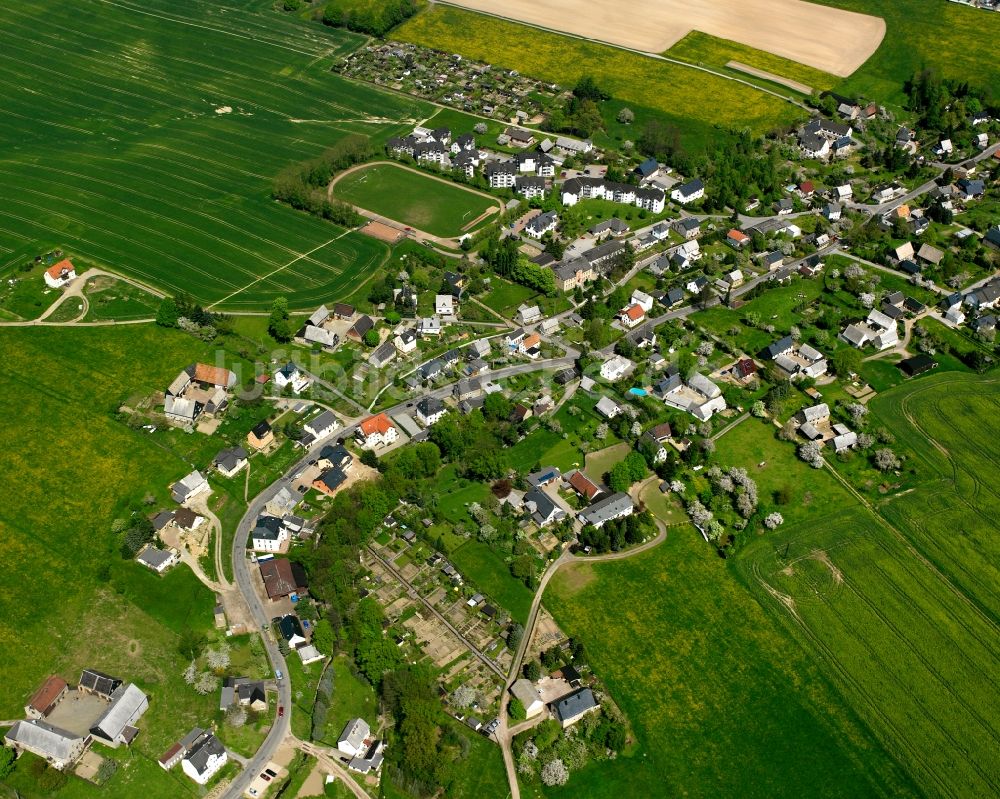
[43,259,77,289]
[356,413,398,449]
[435,295,455,316]
[510,679,545,718]
[600,355,633,382]
[181,731,228,785]
[274,362,312,394]
[304,410,339,441]
[338,718,371,758]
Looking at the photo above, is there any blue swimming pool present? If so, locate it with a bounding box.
[629,388,647,396]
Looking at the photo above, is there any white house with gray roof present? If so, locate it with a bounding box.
[578,492,635,528]
[181,731,227,784]
[90,683,148,747]
[338,718,371,757]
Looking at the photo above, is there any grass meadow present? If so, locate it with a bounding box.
[666,31,839,93]
[450,541,535,625]
[332,163,498,237]
[0,323,286,797]
[816,0,1000,104]
[394,6,805,152]
[0,0,431,310]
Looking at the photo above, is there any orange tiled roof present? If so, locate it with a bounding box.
[46,259,74,279]
[193,363,233,387]
[360,413,393,436]
[623,304,644,321]
[27,675,67,713]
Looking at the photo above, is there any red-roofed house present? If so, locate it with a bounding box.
[734,358,757,381]
[44,259,76,289]
[568,471,603,501]
[797,181,815,198]
[727,230,750,249]
[519,332,541,359]
[355,413,398,449]
[192,363,236,389]
[619,303,645,328]
[25,676,68,719]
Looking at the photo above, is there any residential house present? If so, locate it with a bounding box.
[369,341,396,369]
[674,217,701,239]
[213,446,248,478]
[304,410,338,442]
[516,304,542,325]
[274,362,311,394]
[519,332,542,359]
[247,419,274,451]
[671,179,704,204]
[415,396,447,426]
[43,259,76,288]
[734,358,757,381]
[220,677,267,713]
[453,378,483,402]
[595,396,622,419]
[418,317,442,336]
[578,492,635,528]
[551,687,600,729]
[917,243,944,266]
[435,294,455,316]
[553,257,594,292]
[524,489,565,527]
[485,161,517,188]
[525,211,558,239]
[338,718,372,758]
[251,515,287,553]
[136,545,180,573]
[661,373,727,420]
[171,470,210,504]
[590,218,630,239]
[600,355,633,381]
[181,731,227,785]
[726,229,750,249]
[356,413,398,449]
[514,176,546,199]
[619,303,645,328]
[79,669,122,700]
[277,614,307,650]
[506,128,535,148]
[318,443,352,472]
[259,558,308,600]
[394,329,418,354]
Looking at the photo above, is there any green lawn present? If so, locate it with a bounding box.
[450,540,535,624]
[0,0,427,310]
[82,277,161,322]
[395,5,805,152]
[332,163,498,238]
[316,658,378,745]
[0,258,64,320]
[583,442,630,483]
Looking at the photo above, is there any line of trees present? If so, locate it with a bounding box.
[321,0,418,38]
[272,135,373,225]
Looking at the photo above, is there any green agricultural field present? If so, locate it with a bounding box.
[871,372,1000,621]
[331,163,499,237]
[545,533,918,799]
[0,0,431,310]
[395,6,805,151]
[817,0,1000,104]
[666,31,839,93]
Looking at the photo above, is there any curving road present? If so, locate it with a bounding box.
[217,352,585,799]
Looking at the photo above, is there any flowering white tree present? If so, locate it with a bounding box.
[706,519,725,543]
[183,660,197,685]
[858,432,874,449]
[194,672,218,695]
[798,441,824,468]
[523,740,539,761]
[844,264,864,280]
[630,421,643,438]
[764,512,784,529]
[874,448,900,471]
[541,759,569,786]
[205,645,230,670]
[789,325,801,341]
[847,403,868,422]
[595,423,608,440]
[696,341,714,357]
[686,499,713,527]
[860,292,875,308]
[751,400,766,418]
[670,480,685,495]
[226,706,247,728]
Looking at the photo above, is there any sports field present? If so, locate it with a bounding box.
[331,163,500,238]
[0,0,431,310]
[395,6,805,150]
